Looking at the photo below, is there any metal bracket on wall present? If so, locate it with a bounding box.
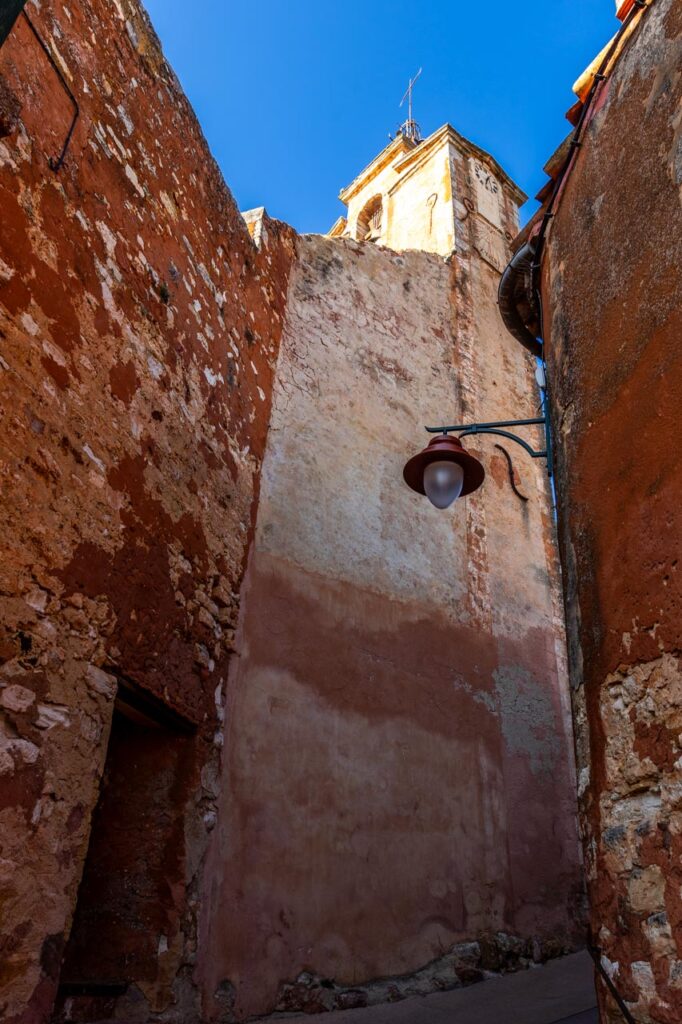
[425,415,553,478]
[494,443,529,502]
[21,10,79,171]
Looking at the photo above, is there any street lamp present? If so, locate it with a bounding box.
[403,407,552,509]
[403,434,485,508]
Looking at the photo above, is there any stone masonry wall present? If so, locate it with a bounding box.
[542,1,682,1019]
[199,222,584,1018]
[0,2,294,1021]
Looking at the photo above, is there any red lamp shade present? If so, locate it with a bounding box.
[403,434,485,501]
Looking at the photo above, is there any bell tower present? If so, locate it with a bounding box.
[329,122,526,265]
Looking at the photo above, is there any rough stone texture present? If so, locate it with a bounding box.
[200,179,583,1018]
[542,0,682,1020]
[269,932,571,1015]
[258,951,598,1024]
[0,2,294,1021]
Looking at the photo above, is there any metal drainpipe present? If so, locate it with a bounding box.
[497,4,654,1021]
[497,241,543,358]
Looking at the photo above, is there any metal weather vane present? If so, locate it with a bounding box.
[398,68,423,142]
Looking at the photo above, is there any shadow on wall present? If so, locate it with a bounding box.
[53,683,197,1022]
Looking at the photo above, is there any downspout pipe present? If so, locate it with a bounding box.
[497,241,543,359]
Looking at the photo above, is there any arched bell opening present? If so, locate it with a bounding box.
[355,195,383,242]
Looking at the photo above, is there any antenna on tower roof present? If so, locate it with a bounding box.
[399,68,423,142]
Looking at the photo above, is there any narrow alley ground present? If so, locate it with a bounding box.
[263,951,598,1024]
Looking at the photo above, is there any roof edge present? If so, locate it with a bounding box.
[338,123,527,209]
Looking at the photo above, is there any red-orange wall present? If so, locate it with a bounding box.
[0,3,293,1019]
[543,1,682,1018]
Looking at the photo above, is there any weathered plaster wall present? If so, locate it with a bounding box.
[0,2,294,1021]
[201,218,583,1018]
[542,1,682,1019]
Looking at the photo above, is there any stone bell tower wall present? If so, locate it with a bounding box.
[199,213,584,1017]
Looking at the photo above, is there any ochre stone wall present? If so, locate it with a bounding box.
[0,2,294,1021]
[542,1,682,1019]
[200,222,584,1017]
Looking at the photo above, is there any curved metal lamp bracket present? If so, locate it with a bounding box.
[425,415,553,478]
[457,426,545,460]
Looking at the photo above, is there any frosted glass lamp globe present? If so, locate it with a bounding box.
[423,460,465,509]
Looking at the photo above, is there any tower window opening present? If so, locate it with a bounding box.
[357,196,383,242]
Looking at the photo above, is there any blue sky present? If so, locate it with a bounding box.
[143,0,618,233]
